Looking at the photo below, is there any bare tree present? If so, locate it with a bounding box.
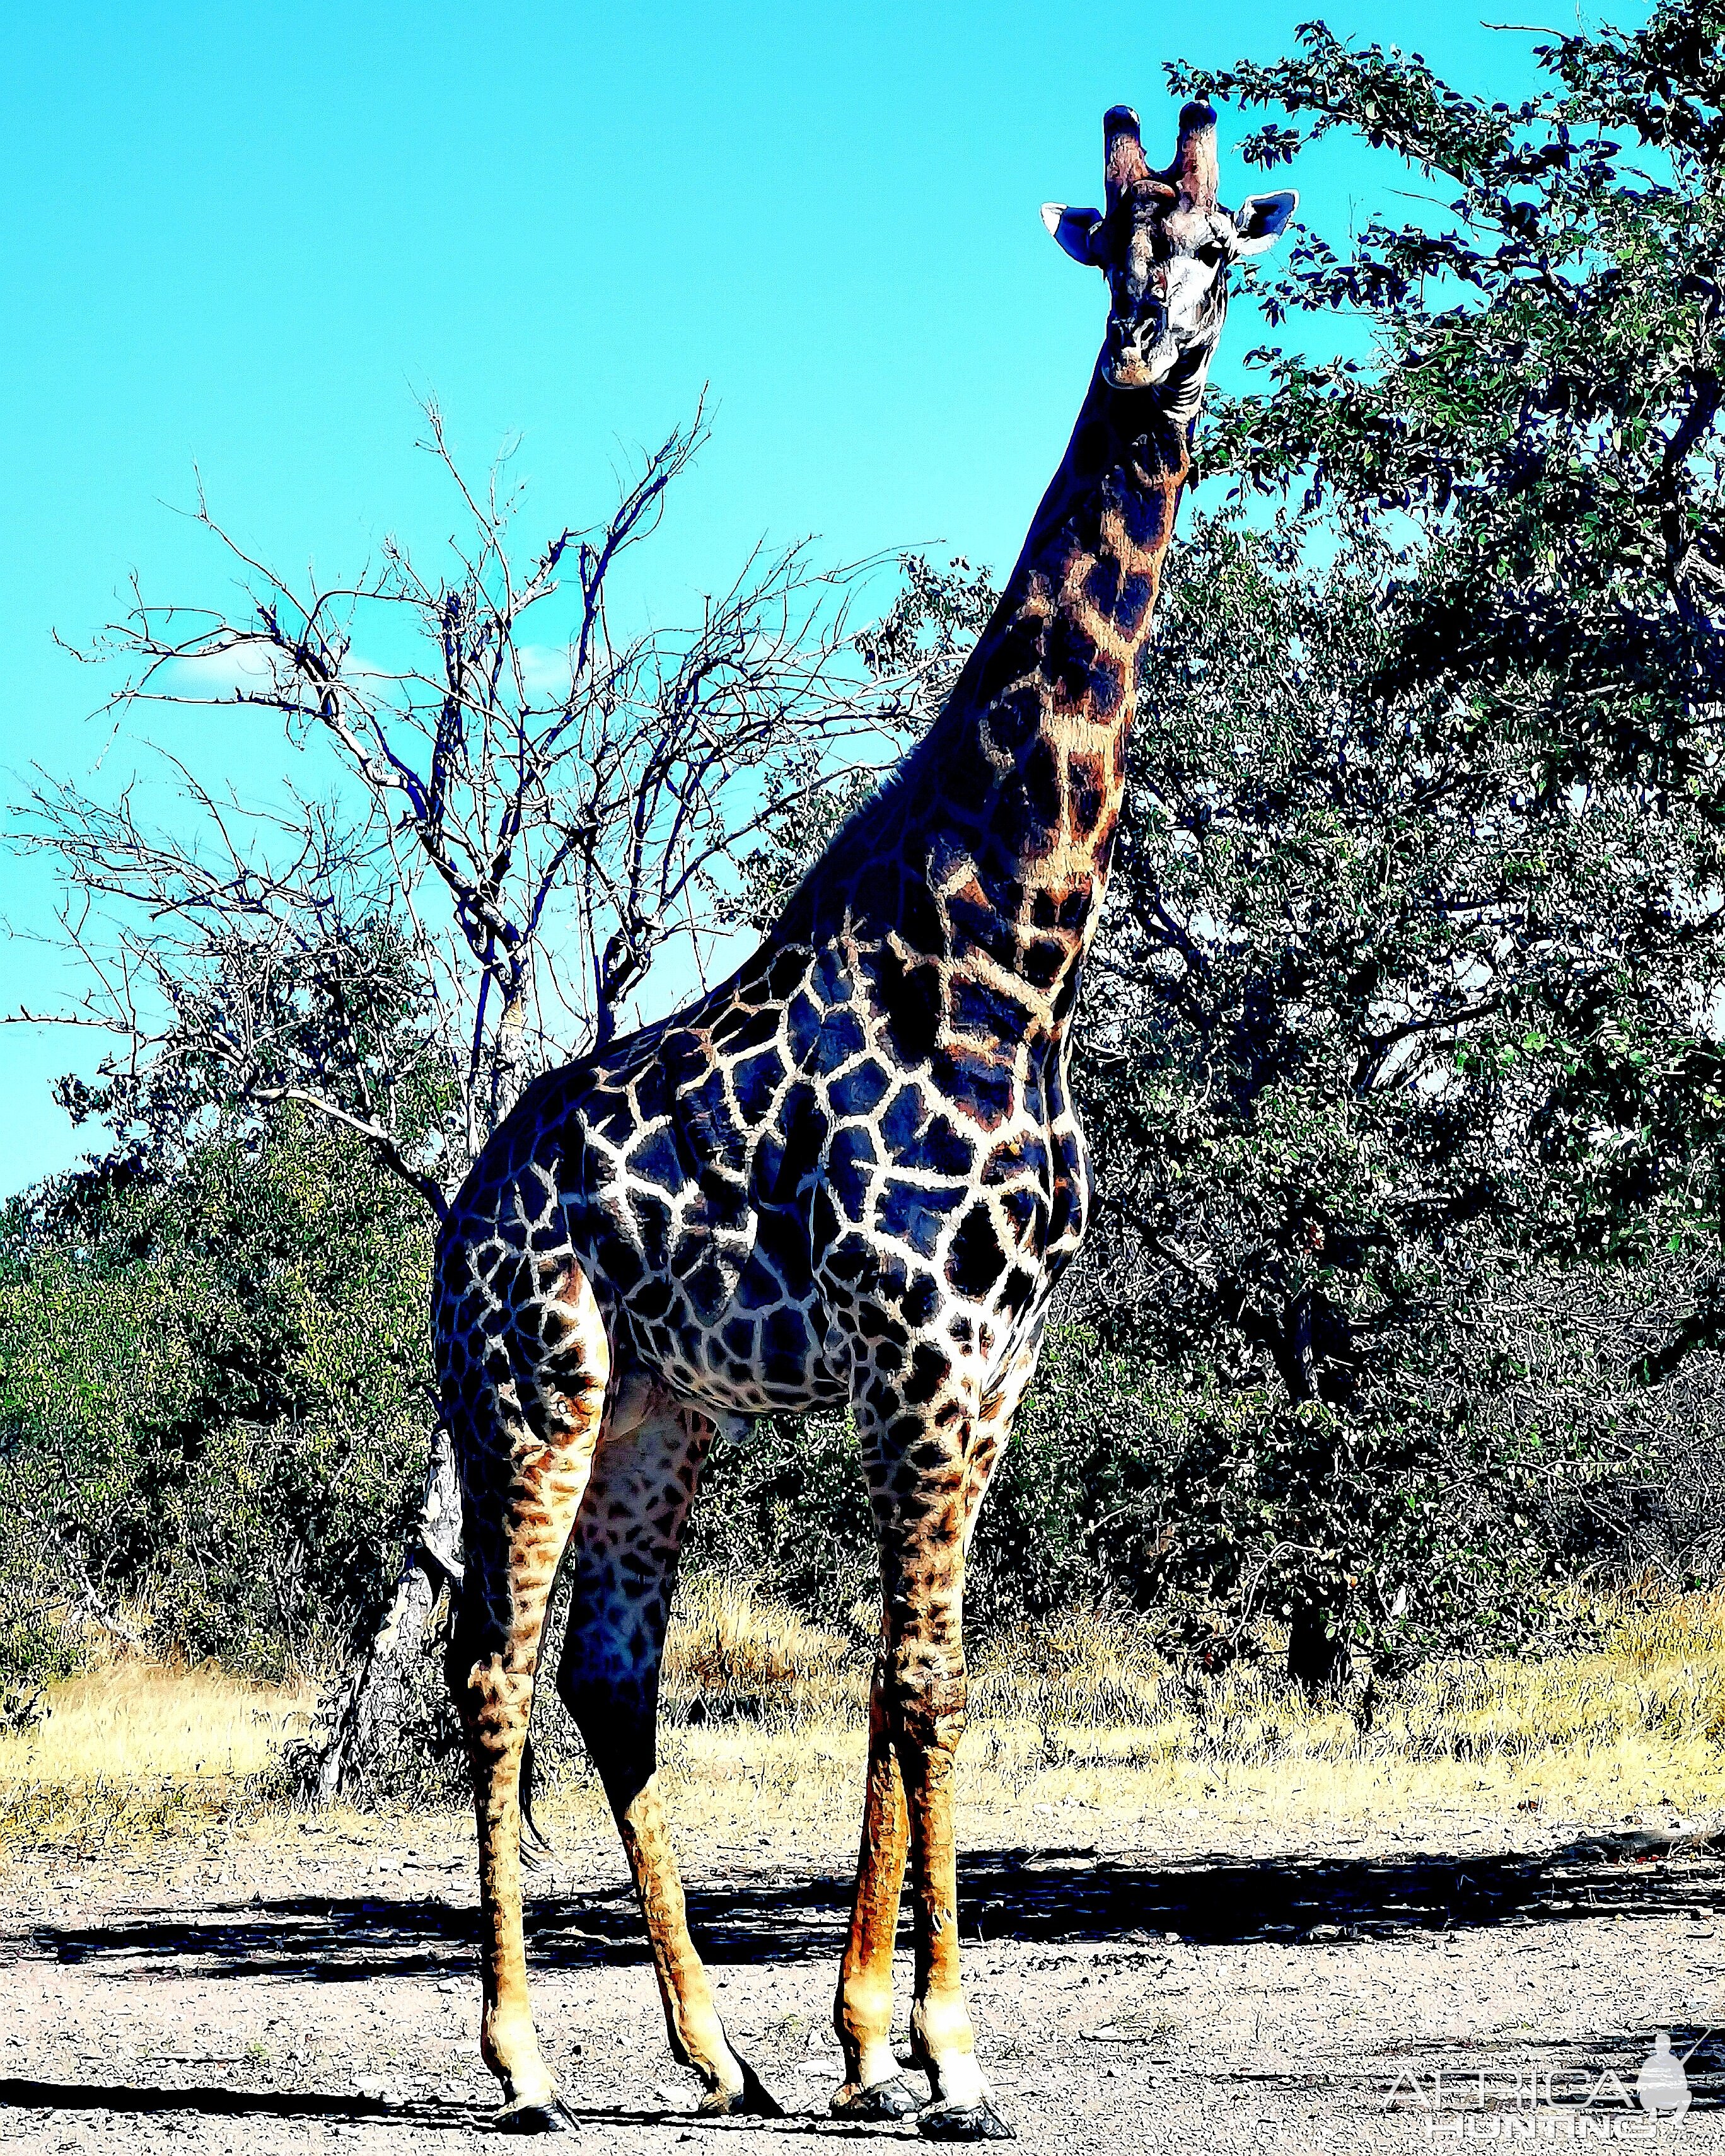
[6,402,945,1792]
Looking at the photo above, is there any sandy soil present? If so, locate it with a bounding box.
[7,1804,1725,2153]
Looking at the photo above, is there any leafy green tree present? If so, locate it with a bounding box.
[0,1107,432,1677]
[1040,0,1725,1679]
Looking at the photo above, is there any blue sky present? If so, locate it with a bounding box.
[0,2,1593,1198]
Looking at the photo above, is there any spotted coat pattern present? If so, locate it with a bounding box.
[434,98,1289,2139]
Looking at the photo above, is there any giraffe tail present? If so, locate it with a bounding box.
[519,1730,554,1861]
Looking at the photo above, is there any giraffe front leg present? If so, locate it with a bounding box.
[558,1399,782,2119]
[830,1655,920,2119]
[858,1390,1014,2144]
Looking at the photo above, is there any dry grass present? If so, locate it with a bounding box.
[10,1582,1725,1857]
[0,1658,311,1854]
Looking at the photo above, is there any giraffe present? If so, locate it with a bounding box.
[434,98,1295,2138]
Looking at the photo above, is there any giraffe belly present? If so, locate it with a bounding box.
[593,1248,852,1417]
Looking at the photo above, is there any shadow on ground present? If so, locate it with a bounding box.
[22,1836,1725,1983]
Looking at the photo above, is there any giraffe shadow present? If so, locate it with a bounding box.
[25,1835,1724,1983]
[0,2077,895,2134]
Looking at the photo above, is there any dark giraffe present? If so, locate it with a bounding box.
[436,98,1296,2137]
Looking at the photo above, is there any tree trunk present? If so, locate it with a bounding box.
[303,1419,466,1804]
[306,983,535,1804]
[1286,1596,1349,1697]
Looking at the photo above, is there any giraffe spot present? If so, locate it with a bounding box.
[946,891,1019,971]
[628,1125,683,1191]
[902,1268,941,1328]
[1086,654,1124,719]
[683,1255,729,1321]
[828,1058,890,1118]
[628,1188,672,1272]
[998,1263,1039,1316]
[996,775,1057,862]
[826,1125,878,1222]
[874,946,943,1066]
[811,949,853,1007]
[825,1232,877,1287]
[761,1082,827,1207]
[1084,553,1122,617]
[755,1204,810,1287]
[976,613,1045,703]
[1021,934,1072,988]
[931,1047,1015,1131]
[902,1344,950,1406]
[679,1063,741,1152]
[721,1316,757,1361]
[713,1002,781,1053]
[978,862,1027,917]
[942,731,1002,816]
[1002,1186,1047,1246]
[952,977,1035,1052]
[984,686,1042,756]
[1109,564,1155,635]
[762,1304,811,1374]
[902,1113,974,1179]
[1048,1125,1086,1223]
[876,1179,965,1258]
[810,1005,867,1073]
[734,1046,788,1121]
[767,946,810,1000]
[1120,479,1169,552]
[948,1203,1007,1298]
[786,990,823,1065]
[632,1277,674,1323]
[736,1248,786,1311]
[1069,751,1108,835]
[593,1228,642,1292]
[1043,615,1099,708]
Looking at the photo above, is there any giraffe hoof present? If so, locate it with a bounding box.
[832,2076,923,2120]
[495,2095,580,2133]
[917,2101,1016,2141]
[698,2060,784,2118]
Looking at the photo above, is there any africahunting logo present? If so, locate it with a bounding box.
[1384,2031,1700,2140]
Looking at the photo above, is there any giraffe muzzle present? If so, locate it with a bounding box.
[1101,313,1178,391]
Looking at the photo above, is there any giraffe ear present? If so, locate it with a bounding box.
[1042,203,1107,267]
[1231,190,1298,256]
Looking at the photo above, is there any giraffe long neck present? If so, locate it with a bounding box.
[807,367,1188,1044]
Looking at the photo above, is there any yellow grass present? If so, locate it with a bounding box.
[9,1582,1725,1856]
[0,1659,312,1852]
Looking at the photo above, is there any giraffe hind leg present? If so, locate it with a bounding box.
[556,1396,782,2118]
[443,1256,611,2131]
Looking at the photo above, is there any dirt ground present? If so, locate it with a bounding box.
[8,1802,1725,2155]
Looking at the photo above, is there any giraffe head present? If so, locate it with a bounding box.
[1042,101,1296,400]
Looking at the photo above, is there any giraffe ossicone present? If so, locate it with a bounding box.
[435,95,1295,2139]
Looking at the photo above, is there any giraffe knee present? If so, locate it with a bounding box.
[557,1639,659,1804]
[883,1641,967,1759]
